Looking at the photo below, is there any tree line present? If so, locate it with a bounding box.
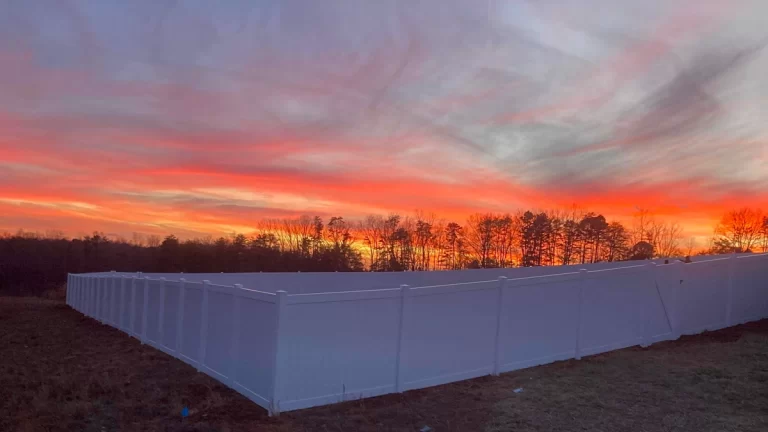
[1,207,766,295]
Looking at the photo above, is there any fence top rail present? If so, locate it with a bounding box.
[288,287,400,298]
[410,279,500,291]
[287,288,400,304]
[736,253,768,260]
[585,264,646,275]
[688,256,731,266]
[239,287,275,296]
[237,287,277,303]
[505,271,581,287]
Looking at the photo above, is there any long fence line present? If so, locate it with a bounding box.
[66,254,768,414]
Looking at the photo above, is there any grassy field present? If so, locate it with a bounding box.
[1,296,767,432]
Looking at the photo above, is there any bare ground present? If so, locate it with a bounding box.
[1,296,767,432]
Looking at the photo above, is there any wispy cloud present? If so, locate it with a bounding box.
[1,0,766,238]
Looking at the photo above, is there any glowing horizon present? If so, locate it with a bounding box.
[1,1,766,243]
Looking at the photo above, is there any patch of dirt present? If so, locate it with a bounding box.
[1,296,767,431]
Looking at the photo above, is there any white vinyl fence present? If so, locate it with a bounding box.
[66,254,768,414]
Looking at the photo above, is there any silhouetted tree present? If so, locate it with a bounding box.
[628,241,654,260]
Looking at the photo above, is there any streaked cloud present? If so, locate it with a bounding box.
[1,0,766,239]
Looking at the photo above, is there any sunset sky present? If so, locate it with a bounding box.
[1,0,767,241]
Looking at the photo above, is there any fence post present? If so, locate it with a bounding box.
[83,277,87,315]
[75,276,80,312]
[82,276,87,313]
[641,262,657,347]
[77,276,81,312]
[130,277,137,337]
[575,269,588,360]
[106,276,112,324]
[176,278,186,353]
[158,277,166,347]
[119,276,126,331]
[96,277,103,322]
[270,290,288,416]
[64,273,72,307]
[85,277,90,316]
[230,284,243,386]
[98,277,104,322]
[92,277,97,318]
[197,280,210,372]
[394,284,410,393]
[76,276,81,312]
[141,277,150,344]
[82,276,86,313]
[113,273,119,325]
[101,276,108,323]
[725,253,736,326]
[90,277,96,319]
[103,276,110,323]
[492,276,507,376]
[95,277,102,322]
[103,276,109,323]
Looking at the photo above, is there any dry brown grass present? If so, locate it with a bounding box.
[1,296,767,432]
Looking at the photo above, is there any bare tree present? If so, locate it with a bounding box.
[684,237,697,257]
[443,222,464,270]
[146,235,162,247]
[761,216,768,253]
[131,232,145,246]
[631,207,652,245]
[650,221,684,258]
[715,208,764,253]
[358,215,384,270]
[466,213,496,268]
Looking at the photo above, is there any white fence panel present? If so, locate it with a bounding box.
[677,259,730,335]
[131,278,145,337]
[233,292,277,410]
[101,277,110,322]
[731,255,768,324]
[108,277,119,325]
[400,281,498,391]
[95,277,104,320]
[119,277,132,331]
[145,279,163,345]
[202,285,236,383]
[179,281,204,366]
[161,280,181,352]
[580,265,655,356]
[498,273,581,372]
[88,277,95,317]
[277,290,402,412]
[642,265,675,344]
[653,262,685,338]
